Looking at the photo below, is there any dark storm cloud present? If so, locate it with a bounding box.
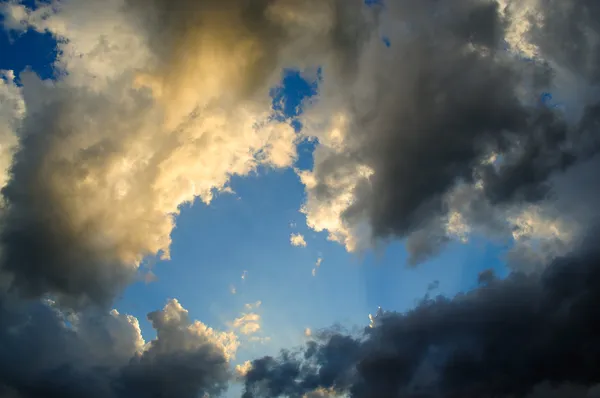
[342,0,556,236]
[0,298,231,398]
[243,230,600,398]
[303,0,600,262]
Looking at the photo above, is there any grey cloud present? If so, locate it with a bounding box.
[0,298,232,398]
[301,0,600,264]
[243,230,600,397]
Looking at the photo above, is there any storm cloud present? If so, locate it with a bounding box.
[0,297,236,398]
[242,224,600,397]
[298,0,600,265]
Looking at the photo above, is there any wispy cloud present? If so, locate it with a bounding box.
[232,313,261,335]
[245,301,262,310]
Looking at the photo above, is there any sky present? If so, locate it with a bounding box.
[0,1,599,398]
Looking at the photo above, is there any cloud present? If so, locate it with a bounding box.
[290,233,307,247]
[0,71,22,190]
[232,313,262,336]
[242,227,600,397]
[0,297,237,398]
[236,3,600,395]
[296,0,600,266]
[236,361,253,378]
[303,387,340,398]
[245,301,262,310]
[0,0,373,307]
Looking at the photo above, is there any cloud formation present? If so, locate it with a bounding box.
[242,228,600,397]
[237,4,600,396]
[290,233,308,248]
[0,0,373,307]
[0,297,237,398]
[298,0,600,267]
[1,0,600,397]
[232,313,262,336]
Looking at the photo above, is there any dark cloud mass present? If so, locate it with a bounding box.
[243,234,600,397]
[296,0,600,264]
[0,298,231,398]
[340,0,598,238]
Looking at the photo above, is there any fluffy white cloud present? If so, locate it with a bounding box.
[290,232,308,247]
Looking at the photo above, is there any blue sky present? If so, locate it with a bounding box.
[0,6,511,356]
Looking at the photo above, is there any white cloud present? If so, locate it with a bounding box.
[235,360,253,377]
[149,299,240,361]
[232,313,261,336]
[0,70,23,191]
[290,233,308,247]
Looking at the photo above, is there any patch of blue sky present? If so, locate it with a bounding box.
[0,24,58,82]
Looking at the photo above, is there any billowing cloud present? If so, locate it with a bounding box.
[236,361,253,378]
[0,297,237,398]
[242,228,600,397]
[0,71,22,191]
[290,233,308,248]
[0,0,373,307]
[297,0,600,267]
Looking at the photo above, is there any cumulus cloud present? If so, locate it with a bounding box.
[296,0,600,268]
[236,361,253,378]
[0,297,237,398]
[242,227,600,397]
[238,2,600,395]
[0,0,372,307]
[2,0,600,397]
[290,233,308,248]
